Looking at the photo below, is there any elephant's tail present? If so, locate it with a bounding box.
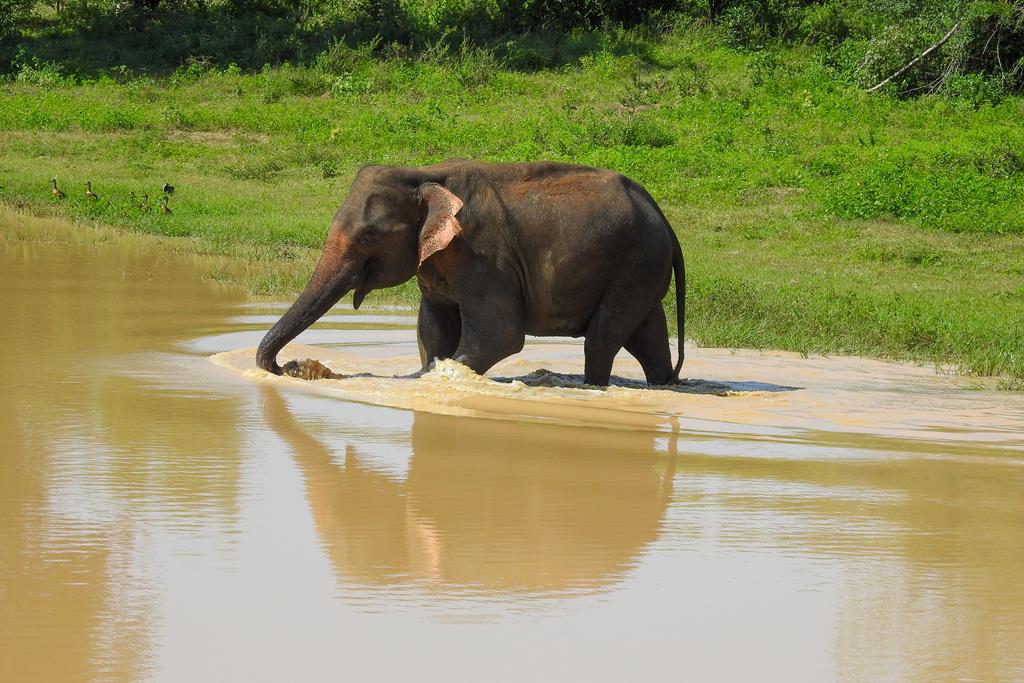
[667,222,686,382]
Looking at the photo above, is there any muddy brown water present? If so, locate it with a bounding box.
[2,215,1024,682]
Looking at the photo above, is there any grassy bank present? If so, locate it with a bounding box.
[1,28,1022,386]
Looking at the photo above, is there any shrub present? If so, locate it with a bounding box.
[3,0,1022,99]
[13,51,75,86]
[800,1,870,45]
[720,0,813,46]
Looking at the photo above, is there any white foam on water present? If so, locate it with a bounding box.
[212,341,1024,457]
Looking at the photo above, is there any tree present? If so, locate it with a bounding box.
[0,0,34,39]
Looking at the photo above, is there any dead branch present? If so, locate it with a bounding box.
[866,21,961,93]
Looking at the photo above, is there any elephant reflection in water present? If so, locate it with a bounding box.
[260,387,677,593]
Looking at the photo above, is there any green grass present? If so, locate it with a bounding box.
[1,27,1022,386]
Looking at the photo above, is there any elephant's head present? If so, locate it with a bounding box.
[256,166,463,374]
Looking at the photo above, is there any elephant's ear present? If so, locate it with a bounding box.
[416,183,464,268]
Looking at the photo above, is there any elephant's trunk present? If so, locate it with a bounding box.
[256,245,358,374]
[256,283,349,374]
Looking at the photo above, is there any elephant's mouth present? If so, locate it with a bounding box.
[352,287,368,310]
[352,258,375,310]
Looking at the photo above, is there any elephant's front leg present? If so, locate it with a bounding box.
[451,297,526,376]
[417,296,461,369]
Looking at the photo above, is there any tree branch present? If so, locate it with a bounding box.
[866,21,961,94]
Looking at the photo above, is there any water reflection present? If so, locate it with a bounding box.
[0,225,245,682]
[261,386,676,595]
[91,371,245,522]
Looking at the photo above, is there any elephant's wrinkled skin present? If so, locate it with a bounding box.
[256,160,686,386]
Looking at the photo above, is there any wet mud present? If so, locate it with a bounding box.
[3,211,1024,682]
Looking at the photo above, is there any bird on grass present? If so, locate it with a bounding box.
[162,182,175,195]
[85,181,99,201]
[161,195,172,214]
[140,193,152,212]
[51,177,67,200]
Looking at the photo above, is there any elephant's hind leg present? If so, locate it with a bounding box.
[624,304,674,385]
[583,247,672,386]
[583,337,618,387]
[583,295,656,387]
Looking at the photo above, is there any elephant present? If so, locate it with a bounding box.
[256,160,686,386]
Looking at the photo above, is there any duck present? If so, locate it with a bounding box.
[51,177,67,200]
[85,181,99,201]
[162,182,175,195]
[140,193,151,212]
[161,195,172,214]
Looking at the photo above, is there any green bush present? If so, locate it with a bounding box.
[2,0,1023,99]
[800,1,870,44]
[721,0,810,46]
[11,50,75,86]
[820,1,1024,95]
[941,72,1011,105]
[0,0,33,49]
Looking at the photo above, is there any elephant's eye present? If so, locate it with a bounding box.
[359,228,376,244]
